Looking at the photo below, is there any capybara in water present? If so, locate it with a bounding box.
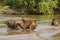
[6,18,37,33]
[51,18,59,26]
[51,18,60,29]
[16,19,37,31]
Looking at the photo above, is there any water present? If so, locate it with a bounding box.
[0,14,60,40]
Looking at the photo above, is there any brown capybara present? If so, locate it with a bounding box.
[16,20,37,32]
[16,19,37,32]
[51,18,59,26]
[51,18,60,29]
[6,18,37,32]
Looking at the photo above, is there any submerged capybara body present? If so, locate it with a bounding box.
[16,19,37,30]
[6,19,37,32]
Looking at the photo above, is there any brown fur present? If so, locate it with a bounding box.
[16,19,37,30]
[6,19,37,33]
[51,18,59,26]
[6,20,19,30]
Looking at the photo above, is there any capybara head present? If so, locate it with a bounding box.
[6,20,18,30]
[51,18,59,26]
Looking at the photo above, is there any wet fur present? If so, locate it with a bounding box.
[6,19,37,31]
[16,20,37,30]
[51,18,59,26]
[6,20,19,30]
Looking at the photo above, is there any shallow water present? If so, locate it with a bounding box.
[0,14,60,40]
[0,25,60,40]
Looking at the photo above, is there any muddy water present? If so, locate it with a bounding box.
[0,14,60,40]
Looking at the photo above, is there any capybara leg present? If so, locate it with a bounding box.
[17,23,24,30]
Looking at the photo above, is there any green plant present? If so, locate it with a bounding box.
[38,0,58,14]
[1,0,58,15]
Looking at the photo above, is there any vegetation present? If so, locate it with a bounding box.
[0,0,58,15]
[57,0,60,7]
